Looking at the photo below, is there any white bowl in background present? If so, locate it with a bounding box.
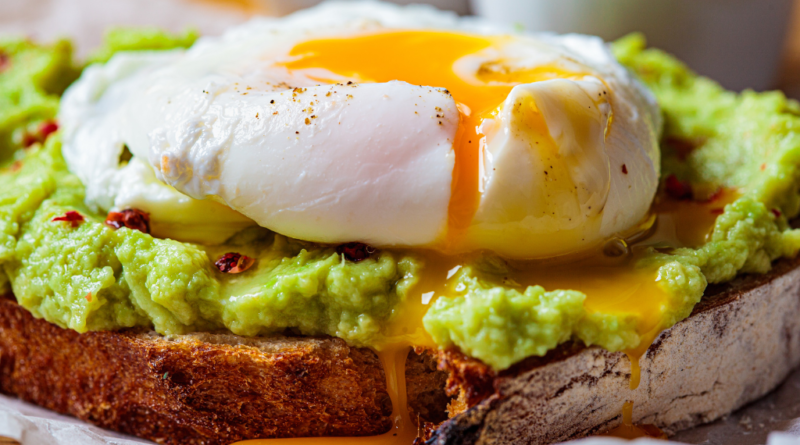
[259,0,470,16]
[470,0,796,91]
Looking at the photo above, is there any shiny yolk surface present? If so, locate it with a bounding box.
[234,190,732,444]
[234,31,737,444]
[283,30,585,246]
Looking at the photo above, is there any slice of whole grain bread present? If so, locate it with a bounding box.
[1,256,799,445]
[429,256,800,444]
[0,295,395,444]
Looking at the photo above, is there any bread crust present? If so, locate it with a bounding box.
[2,256,800,445]
[0,295,394,445]
[428,256,800,444]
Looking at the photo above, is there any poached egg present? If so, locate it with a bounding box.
[60,2,661,258]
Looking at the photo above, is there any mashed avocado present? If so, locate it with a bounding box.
[0,33,420,346]
[1,31,800,370]
[1,138,419,343]
[423,35,800,368]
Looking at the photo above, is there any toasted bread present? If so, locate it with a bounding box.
[0,294,396,444]
[2,256,800,445]
[431,255,800,444]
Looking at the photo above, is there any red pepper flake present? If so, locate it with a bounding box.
[0,52,9,73]
[105,208,151,234]
[700,188,723,204]
[710,208,725,215]
[772,208,782,218]
[85,292,92,302]
[336,242,376,262]
[664,174,693,200]
[22,133,39,148]
[51,211,84,228]
[621,164,628,174]
[760,163,767,171]
[664,136,701,161]
[215,253,255,274]
[23,120,59,148]
[39,121,59,140]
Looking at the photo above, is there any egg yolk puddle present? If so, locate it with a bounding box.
[281,30,591,250]
[236,31,738,444]
[603,401,668,440]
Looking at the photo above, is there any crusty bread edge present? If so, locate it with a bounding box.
[429,257,800,444]
[0,297,399,445]
[2,253,800,445]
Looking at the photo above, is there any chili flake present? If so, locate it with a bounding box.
[105,209,151,234]
[23,120,59,148]
[621,164,628,174]
[0,52,9,73]
[664,136,700,161]
[51,211,84,228]
[772,208,782,218]
[664,175,692,200]
[215,253,255,274]
[700,188,723,204]
[8,161,23,173]
[85,292,92,302]
[336,242,376,262]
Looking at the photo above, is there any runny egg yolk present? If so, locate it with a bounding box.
[234,31,738,445]
[283,30,589,247]
[232,189,739,445]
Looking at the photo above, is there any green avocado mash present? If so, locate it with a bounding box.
[424,35,800,368]
[1,31,800,370]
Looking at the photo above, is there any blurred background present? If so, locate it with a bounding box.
[1,0,799,97]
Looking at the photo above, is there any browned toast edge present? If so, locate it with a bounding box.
[428,256,800,444]
[0,295,397,445]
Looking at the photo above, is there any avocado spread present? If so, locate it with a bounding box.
[1,31,800,370]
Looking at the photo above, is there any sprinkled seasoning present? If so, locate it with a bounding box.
[215,253,256,273]
[105,208,151,234]
[23,120,59,148]
[664,175,692,200]
[336,242,376,262]
[51,211,84,227]
[0,52,9,73]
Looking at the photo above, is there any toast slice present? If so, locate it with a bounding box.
[0,294,395,444]
[431,255,800,444]
[1,256,800,445]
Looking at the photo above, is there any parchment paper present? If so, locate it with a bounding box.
[1,0,800,444]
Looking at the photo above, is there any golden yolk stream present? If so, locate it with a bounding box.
[235,190,739,445]
[282,30,585,247]
[235,30,739,444]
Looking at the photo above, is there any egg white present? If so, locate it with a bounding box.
[60,1,661,256]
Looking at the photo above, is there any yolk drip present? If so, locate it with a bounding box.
[282,30,585,247]
[234,31,739,444]
[233,185,730,444]
[603,401,667,439]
